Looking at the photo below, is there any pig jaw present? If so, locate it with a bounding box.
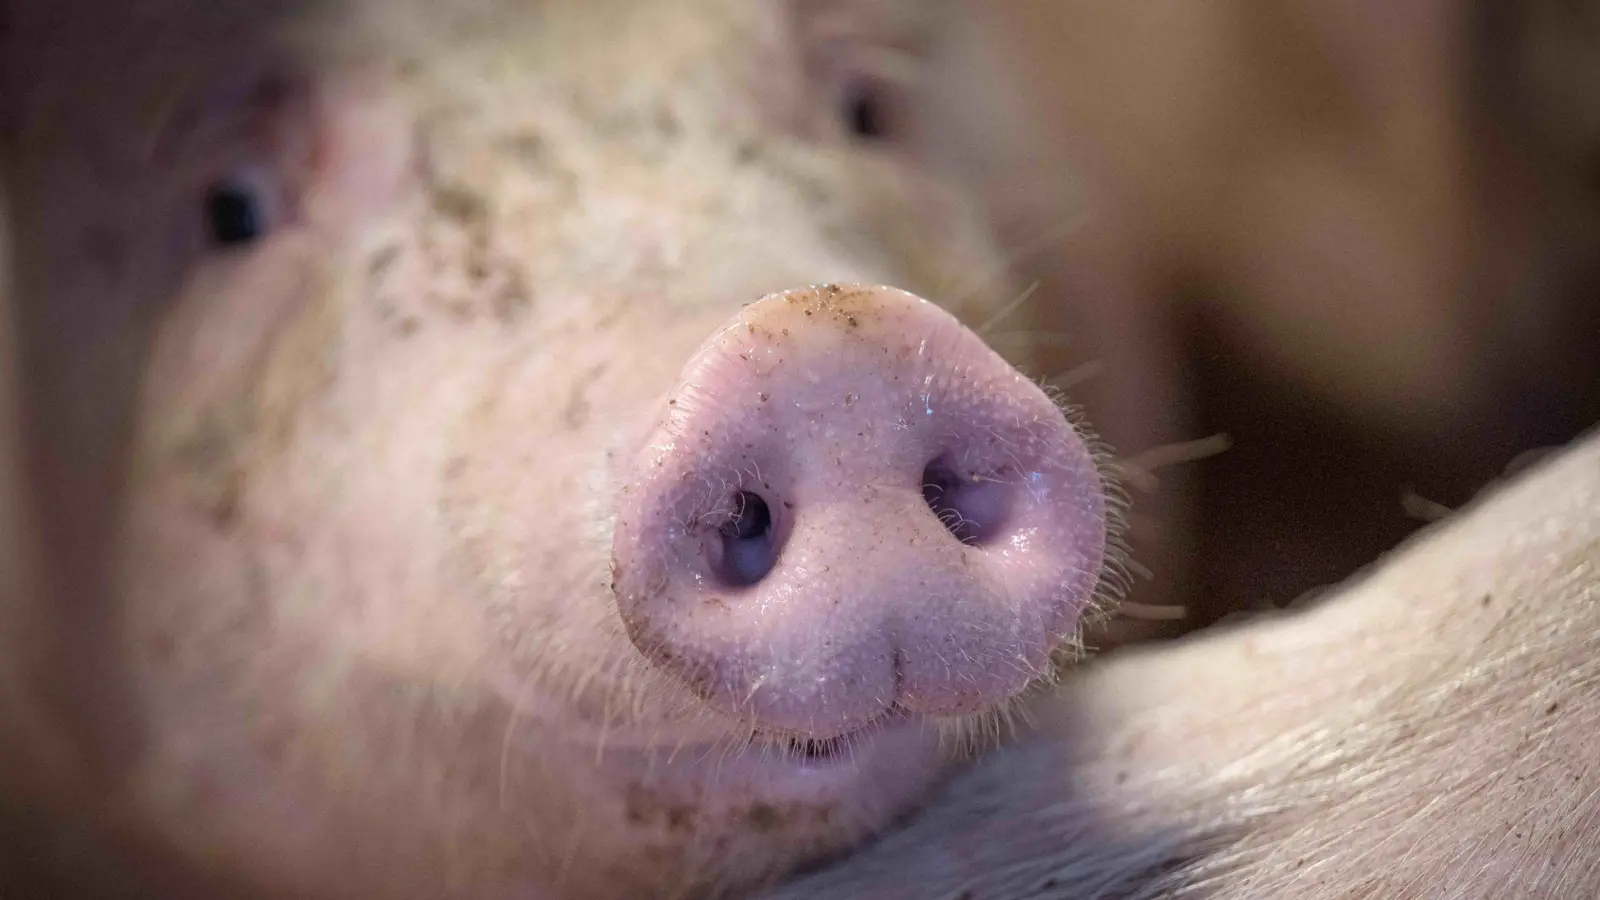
[612,284,1108,741]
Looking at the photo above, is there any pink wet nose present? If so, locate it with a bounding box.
[611,285,1106,739]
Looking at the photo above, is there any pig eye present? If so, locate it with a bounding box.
[839,73,907,143]
[841,81,887,140]
[202,168,280,248]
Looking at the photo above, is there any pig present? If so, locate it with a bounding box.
[0,0,1116,898]
[760,426,1600,899]
[4,2,1596,900]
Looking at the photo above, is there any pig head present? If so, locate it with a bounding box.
[0,1,1111,898]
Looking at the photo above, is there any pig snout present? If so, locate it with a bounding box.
[612,285,1107,739]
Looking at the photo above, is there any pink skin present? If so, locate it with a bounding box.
[615,285,1104,740]
[0,2,1105,898]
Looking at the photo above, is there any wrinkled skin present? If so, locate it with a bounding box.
[0,1,1111,898]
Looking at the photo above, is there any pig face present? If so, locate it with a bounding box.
[2,1,1108,897]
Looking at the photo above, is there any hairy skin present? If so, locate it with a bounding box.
[763,428,1600,899]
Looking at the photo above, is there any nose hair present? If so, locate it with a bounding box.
[610,285,1106,739]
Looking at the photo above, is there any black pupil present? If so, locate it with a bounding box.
[719,491,772,542]
[205,181,267,246]
[844,85,885,139]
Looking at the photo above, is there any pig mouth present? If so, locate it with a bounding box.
[788,735,848,762]
[748,728,865,765]
[752,708,912,766]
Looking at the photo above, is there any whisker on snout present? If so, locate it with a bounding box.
[975,280,1042,336]
[984,329,1078,351]
[940,214,1085,314]
[1111,433,1233,495]
[1048,359,1106,391]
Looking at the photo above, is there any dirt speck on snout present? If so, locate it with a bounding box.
[780,283,877,330]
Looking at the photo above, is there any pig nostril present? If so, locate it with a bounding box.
[614,286,1110,737]
[922,457,1013,546]
[713,490,779,587]
[720,490,772,542]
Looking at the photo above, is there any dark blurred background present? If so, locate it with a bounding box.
[914,0,1600,646]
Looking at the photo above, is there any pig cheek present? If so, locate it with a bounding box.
[118,252,345,714]
[115,514,545,894]
[120,238,408,692]
[430,329,712,730]
[130,252,344,531]
[115,330,533,885]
